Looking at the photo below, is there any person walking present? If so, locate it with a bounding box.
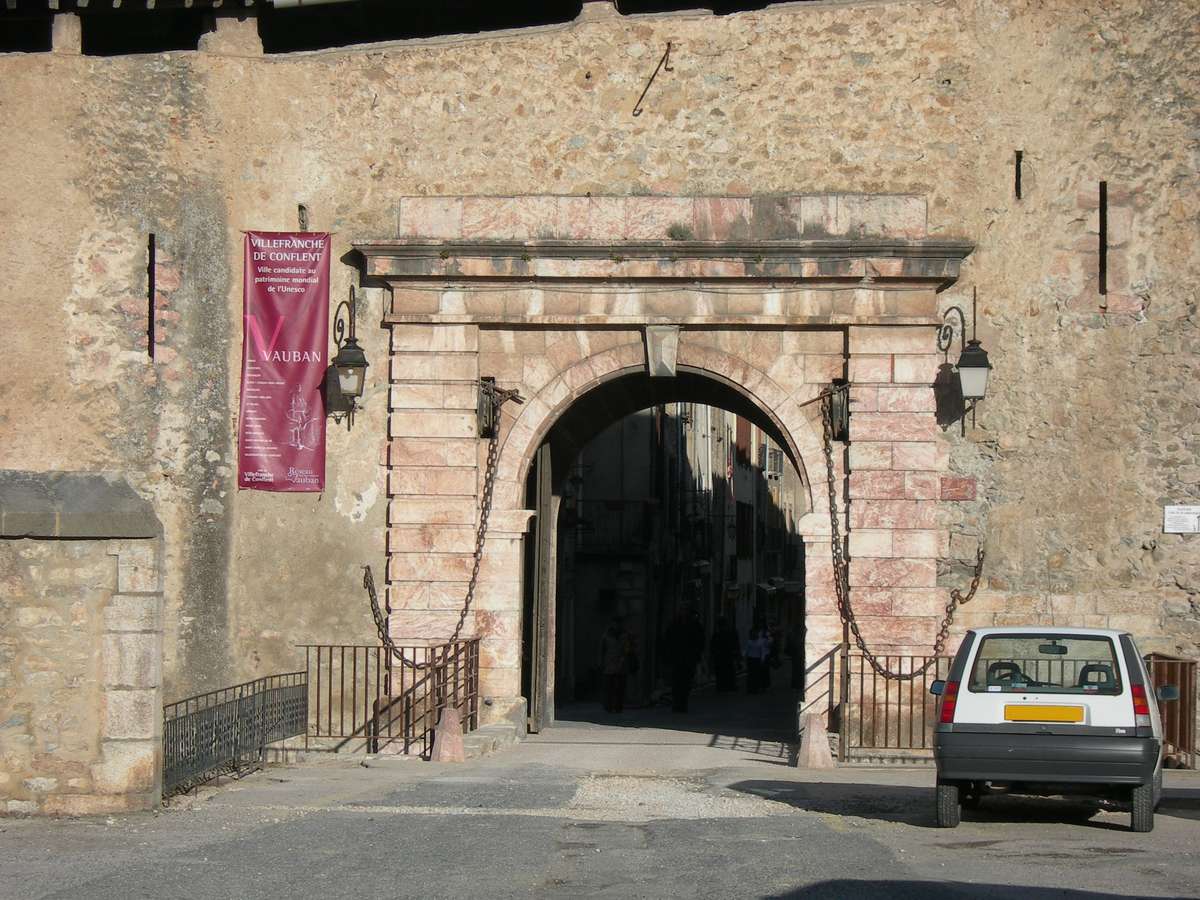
[745,625,770,694]
[710,617,740,693]
[664,605,705,713]
[599,617,632,713]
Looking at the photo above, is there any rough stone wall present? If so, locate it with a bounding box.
[0,539,163,814]
[1,0,1197,700]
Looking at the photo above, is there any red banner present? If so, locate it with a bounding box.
[237,231,331,492]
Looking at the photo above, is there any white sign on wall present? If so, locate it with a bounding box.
[1163,506,1200,534]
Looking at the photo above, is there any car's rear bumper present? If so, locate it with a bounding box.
[934,730,1159,786]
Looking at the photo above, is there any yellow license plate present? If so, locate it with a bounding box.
[1004,704,1084,723]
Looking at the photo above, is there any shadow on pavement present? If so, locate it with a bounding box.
[767,880,1165,899]
[1158,786,1200,822]
[728,780,1131,831]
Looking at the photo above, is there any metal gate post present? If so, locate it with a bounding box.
[838,636,850,762]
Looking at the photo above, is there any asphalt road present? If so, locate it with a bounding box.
[3,690,1200,899]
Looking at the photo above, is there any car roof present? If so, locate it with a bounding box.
[969,626,1127,639]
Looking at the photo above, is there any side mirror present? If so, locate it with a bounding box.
[1157,684,1180,703]
[930,680,945,696]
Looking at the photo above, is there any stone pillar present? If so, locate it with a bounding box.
[51,13,81,55]
[385,325,481,641]
[846,325,946,657]
[474,509,535,726]
[0,471,163,816]
[93,541,164,813]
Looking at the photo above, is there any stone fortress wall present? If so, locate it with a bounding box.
[0,0,1196,706]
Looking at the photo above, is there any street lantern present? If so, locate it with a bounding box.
[326,287,369,428]
[955,338,992,402]
[937,288,993,432]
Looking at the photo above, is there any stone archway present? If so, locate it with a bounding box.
[357,193,973,725]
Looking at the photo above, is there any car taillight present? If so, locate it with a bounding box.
[1131,684,1151,726]
[939,680,959,724]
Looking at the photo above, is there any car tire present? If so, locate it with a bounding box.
[936,782,961,828]
[1131,782,1154,833]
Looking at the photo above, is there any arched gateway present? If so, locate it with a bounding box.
[357,194,972,729]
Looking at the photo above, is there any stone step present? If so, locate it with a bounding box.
[462,722,522,760]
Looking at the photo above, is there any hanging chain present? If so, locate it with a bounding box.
[821,388,985,681]
[362,379,524,669]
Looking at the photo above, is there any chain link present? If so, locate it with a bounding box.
[820,388,985,681]
[362,379,523,669]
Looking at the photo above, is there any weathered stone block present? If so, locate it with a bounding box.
[939,476,977,501]
[389,411,477,440]
[388,497,477,526]
[91,741,158,796]
[849,442,892,471]
[850,499,939,530]
[389,438,478,468]
[390,353,478,383]
[877,385,936,412]
[387,524,476,554]
[849,471,906,500]
[397,197,463,239]
[891,354,940,385]
[101,690,157,740]
[848,355,892,383]
[388,467,477,497]
[848,529,894,559]
[387,553,476,582]
[102,634,160,689]
[103,595,161,633]
[849,558,937,588]
[891,442,949,471]
[849,326,935,355]
[851,413,938,442]
[891,530,947,559]
[904,472,940,500]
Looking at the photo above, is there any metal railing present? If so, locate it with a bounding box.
[817,650,1197,766]
[841,654,952,755]
[1147,654,1197,768]
[301,639,480,757]
[162,672,307,797]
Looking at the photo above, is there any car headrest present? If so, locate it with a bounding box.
[1077,663,1115,687]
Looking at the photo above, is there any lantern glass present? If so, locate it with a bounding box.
[958,365,989,401]
[338,364,365,398]
[955,339,992,402]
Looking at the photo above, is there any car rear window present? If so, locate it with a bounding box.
[968,634,1123,695]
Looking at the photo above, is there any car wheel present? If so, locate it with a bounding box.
[1131,782,1154,833]
[936,782,961,828]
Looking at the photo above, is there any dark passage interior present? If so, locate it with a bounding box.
[520,370,809,740]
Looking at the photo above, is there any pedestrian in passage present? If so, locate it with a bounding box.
[745,625,771,694]
[599,617,632,714]
[710,616,741,693]
[664,605,706,713]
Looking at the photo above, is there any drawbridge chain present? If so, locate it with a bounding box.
[363,379,524,669]
[820,387,984,681]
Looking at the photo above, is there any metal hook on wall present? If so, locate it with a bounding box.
[632,42,674,117]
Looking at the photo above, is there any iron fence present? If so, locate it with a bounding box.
[841,654,952,754]
[162,671,307,797]
[301,639,480,757]
[1147,654,1197,768]
[824,651,1197,765]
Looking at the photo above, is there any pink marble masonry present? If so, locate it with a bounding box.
[850,412,939,442]
[390,194,929,242]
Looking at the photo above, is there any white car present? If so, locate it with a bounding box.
[931,626,1179,832]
